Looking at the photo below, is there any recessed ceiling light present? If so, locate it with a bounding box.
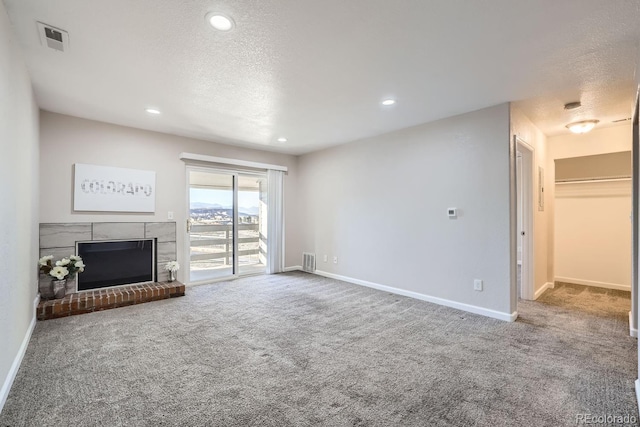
[206,12,235,31]
[381,99,396,106]
[277,137,288,143]
[566,120,599,134]
[145,108,161,115]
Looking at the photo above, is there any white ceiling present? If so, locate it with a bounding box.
[4,0,640,155]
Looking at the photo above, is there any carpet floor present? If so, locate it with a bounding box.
[0,273,637,426]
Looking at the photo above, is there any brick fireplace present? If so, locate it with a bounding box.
[37,281,185,320]
[38,221,182,320]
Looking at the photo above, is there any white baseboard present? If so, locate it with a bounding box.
[534,282,555,300]
[284,265,302,272]
[636,379,640,415]
[0,294,39,413]
[313,270,516,322]
[630,311,638,338]
[554,276,630,292]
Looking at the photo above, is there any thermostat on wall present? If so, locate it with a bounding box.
[447,208,457,218]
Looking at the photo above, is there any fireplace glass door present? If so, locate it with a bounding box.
[188,168,267,283]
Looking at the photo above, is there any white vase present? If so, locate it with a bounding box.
[39,277,55,300]
[65,274,77,294]
[52,279,66,299]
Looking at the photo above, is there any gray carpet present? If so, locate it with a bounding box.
[0,273,637,426]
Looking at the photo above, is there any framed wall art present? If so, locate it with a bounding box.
[73,164,156,212]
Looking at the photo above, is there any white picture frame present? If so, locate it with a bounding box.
[73,164,156,212]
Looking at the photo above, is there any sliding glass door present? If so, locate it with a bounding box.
[187,168,267,283]
[237,175,267,275]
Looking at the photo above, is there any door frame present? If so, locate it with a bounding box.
[632,90,639,337]
[514,136,535,301]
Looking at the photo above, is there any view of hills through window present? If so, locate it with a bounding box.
[189,188,260,224]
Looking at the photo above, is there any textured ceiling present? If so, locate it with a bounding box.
[4,0,640,154]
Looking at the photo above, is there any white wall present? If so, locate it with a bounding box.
[39,112,301,280]
[0,2,40,412]
[549,125,632,160]
[547,125,632,291]
[510,107,552,298]
[554,180,631,290]
[297,103,513,319]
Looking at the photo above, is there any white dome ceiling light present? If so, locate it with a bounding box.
[206,12,235,31]
[564,101,581,110]
[566,119,599,134]
[381,99,396,106]
[277,137,288,143]
[145,108,161,115]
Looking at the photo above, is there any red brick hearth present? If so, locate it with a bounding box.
[37,282,185,320]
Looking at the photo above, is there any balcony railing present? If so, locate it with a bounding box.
[189,223,265,264]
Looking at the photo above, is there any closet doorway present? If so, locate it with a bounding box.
[553,152,632,293]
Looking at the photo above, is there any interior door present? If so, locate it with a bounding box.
[515,137,534,301]
[517,153,523,266]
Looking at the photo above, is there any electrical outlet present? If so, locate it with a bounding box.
[333,256,338,264]
[474,279,483,291]
[323,254,328,262]
[167,211,174,220]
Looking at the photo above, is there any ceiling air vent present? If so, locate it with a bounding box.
[612,117,631,123]
[37,22,69,52]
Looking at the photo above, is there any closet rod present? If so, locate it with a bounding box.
[555,177,631,185]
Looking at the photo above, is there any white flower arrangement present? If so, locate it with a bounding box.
[164,261,180,272]
[39,255,85,281]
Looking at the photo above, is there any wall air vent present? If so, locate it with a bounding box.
[37,22,69,52]
[302,252,316,272]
